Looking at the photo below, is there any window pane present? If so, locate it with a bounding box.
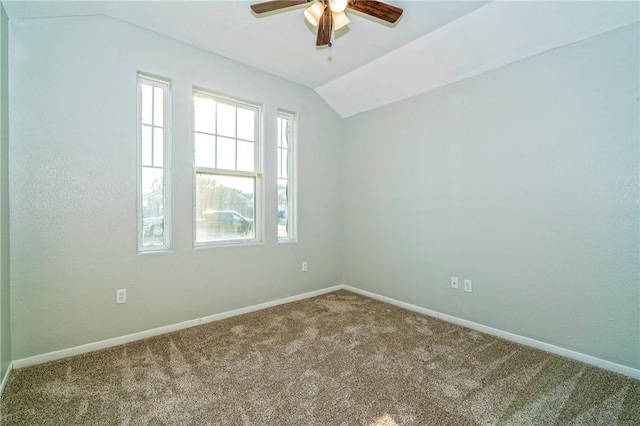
[153,86,164,126]
[217,102,236,138]
[194,96,215,134]
[153,128,163,167]
[277,148,282,178]
[141,84,153,125]
[278,117,288,149]
[196,173,255,242]
[194,133,215,168]
[277,111,294,242]
[282,123,288,148]
[193,91,261,246]
[142,125,152,166]
[216,136,235,170]
[139,76,171,252]
[281,149,288,179]
[237,141,254,172]
[278,178,288,238]
[237,108,255,141]
[142,167,164,246]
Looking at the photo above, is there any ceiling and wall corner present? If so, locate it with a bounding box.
[3,1,636,118]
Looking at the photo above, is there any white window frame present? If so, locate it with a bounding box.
[277,110,296,242]
[137,73,172,252]
[192,89,262,247]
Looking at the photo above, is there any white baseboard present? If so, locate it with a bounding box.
[0,362,13,396]
[12,285,343,370]
[343,285,640,380]
[10,283,640,381]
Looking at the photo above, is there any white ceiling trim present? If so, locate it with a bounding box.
[315,1,640,119]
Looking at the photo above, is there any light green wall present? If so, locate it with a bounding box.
[0,3,10,380]
[342,24,639,369]
[9,15,342,359]
[5,11,639,373]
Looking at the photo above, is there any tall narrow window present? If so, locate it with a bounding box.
[193,90,261,245]
[277,111,296,241]
[138,75,171,251]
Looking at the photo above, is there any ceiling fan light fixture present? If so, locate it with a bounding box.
[250,0,404,47]
[329,0,348,13]
[332,11,350,31]
[304,1,324,26]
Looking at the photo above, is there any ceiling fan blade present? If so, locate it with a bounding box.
[316,5,333,46]
[251,0,308,15]
[347,0,403,24]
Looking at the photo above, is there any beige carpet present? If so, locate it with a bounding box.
[2,290,639,425]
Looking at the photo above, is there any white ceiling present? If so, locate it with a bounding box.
[3,1,639,117]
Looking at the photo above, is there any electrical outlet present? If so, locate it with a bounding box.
[302,262,308,272]
[116,289,127,304]
[464,279,473,293]
[451,276,459,289]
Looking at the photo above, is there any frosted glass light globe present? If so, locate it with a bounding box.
[304,1,325,26]
[330,0,348,13]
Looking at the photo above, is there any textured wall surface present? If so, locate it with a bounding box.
[6,11,639,374]
[341,24,639,369]
[9,15,342,359]
[0,4,10,379]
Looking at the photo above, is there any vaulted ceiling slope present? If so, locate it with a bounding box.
[3,1,639,118]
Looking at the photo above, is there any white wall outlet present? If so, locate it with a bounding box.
[302,261,308,272]
[116,289,127,304]
[451,276,459,289]
[464,279,473,293]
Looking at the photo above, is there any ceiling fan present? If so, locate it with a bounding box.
[250,0,403,47]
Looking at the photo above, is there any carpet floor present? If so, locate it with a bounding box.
[1,290,639,425]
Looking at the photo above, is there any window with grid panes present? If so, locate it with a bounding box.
[193,91,261,244]
[138,75,171,251]
[277,111,296,241]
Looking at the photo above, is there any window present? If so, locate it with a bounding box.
[277,111,296,241]
[193,90,261,245]
[138,75,171,251]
